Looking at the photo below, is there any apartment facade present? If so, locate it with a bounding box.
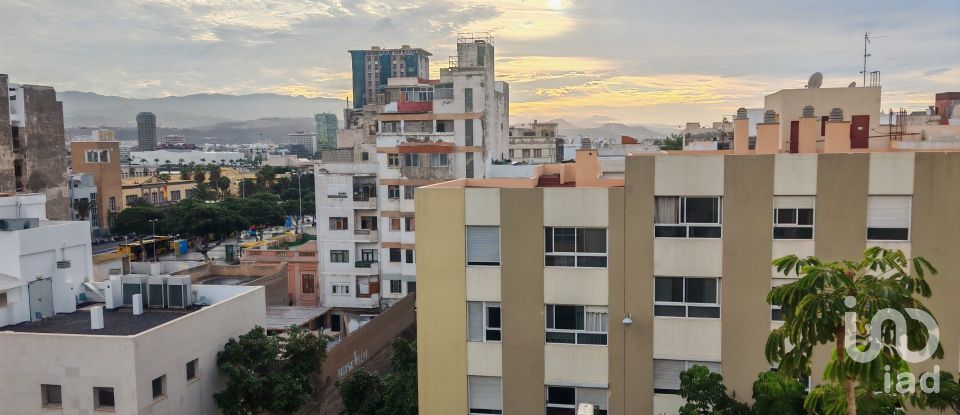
[136,112,157,151]
[349,45,431,109]
[508,121,562,164]
[69,139,123,232]
[416,148,960,415]
[120,175,196,209]
[0,74,71,220]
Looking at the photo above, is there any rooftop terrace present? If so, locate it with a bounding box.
[0,306,197,336]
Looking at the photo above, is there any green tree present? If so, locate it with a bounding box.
[221,197,284,230]
[111,206,163,236]
[678,365,750,415]
[256,165,276,188]
[193,169,206,183]
[280,187,300,201]
[72,198,92,221]
[215,326,327,415]
[218,176,232,195]
[656,133,685,150]
[337,338,418,415]
[751,371,807,415]
[163,199,244,260]
[767,248,942,415]
[190,182,218,201]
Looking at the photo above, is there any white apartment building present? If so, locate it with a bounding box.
[69,173,99,230]
[508,121,562,164]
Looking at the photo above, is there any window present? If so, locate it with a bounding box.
[361,249,377,262]
[302,274,315,294]
[404,217,416,231]
[468,376,502,415]
[544,227,607,268]
[533,149,542,158]
[389,248,402,262]
[430,153,449,167]
[654,360,721,394]
[465,119,474,146]
[152,375,166,399]
[332,283,350,295]
[390,217,401,231]
[405,249,414,263]
[867,195,911,241]
[85,149,110,163]
[170,190,181,202]
[773,196,814,239]
[404,185,417,200]
[356,276,375,297]
[467,226,500,266]
[361,151,369,161]
[109,197,117,211]
[186,359,198,381]
[126,195,137,205]
[330,250,349,263]
[522,149,531,158]
[360,216,377,230]
[327,183,348,198]
[403,153,420,167]
[770,279,794,322]
[464,88,474,112]
[390,279,403,294]
[42,384,62,407]
[388,185,400,199]
[546,386,608,415]
[545,305,608,345]
[468,301,501,341]
[465,152,475,178]
[0,292,6,307]
[654,277,720,318]
[388,153,400,167]
[329,217,348,230]
[407,281,416,293]
[509,149,515,158]
[654,196,722,238]
[94,387,115,409]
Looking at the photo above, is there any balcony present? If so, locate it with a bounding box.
[353,261,380,275]
[353,229,379,243]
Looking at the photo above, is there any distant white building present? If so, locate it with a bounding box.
[68,173,99,230]
[0,194,267,414]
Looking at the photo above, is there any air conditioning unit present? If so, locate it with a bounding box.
[165,276,192,309]
[56,260,71,269]
[146,276,166,308]
[0,218,39,231]
[121,275,146,307]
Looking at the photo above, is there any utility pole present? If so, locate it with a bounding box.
[861,32,886,86]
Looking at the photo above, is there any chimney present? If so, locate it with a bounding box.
[133,294,144,315]
[824,108,851,153]
[91,306,104,330]
[733,107,750,154]
[755,110,780,154]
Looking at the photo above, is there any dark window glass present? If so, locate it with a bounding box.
[688,226,721,238]
[552,228,576,252]
[544,228,553,252]
[771,308,784,321]
[797,209,814,225]
[553,305,579,330]
[547,386,577,405]
[545,331,576,343]
[152,376,164,398]
[545,255,575,267]
[389,248,401,262]
[776,209,797,224]
[685,278,717,303]
[867,228,909,241]
[186,360,197,380]
[774,227,814,239]
[655,226,687,238]
[576,256,607,267]
[687,306,721,318]
[96,388,115,408]
[486,329,502,341]
[487,307,501,329]
[576,228,606,253]
[577,333,607,345]
[655,277,684,302]
[654,305,686,317]
[405,249,414,263]
[685,198,720,223]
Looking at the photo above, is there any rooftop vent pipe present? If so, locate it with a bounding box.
[802,105,815,117]
[763,110,776,123]
[829,108,844,122]
[736,107,748,119]
[132,294,144,315]
[91,306,104,330]
[580,137,591,150]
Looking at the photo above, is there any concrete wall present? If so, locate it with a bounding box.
[20,85,69,220]
[0,75,15,193]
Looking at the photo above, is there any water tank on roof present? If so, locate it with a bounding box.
[802,105,815,117]
[763,110,777,123]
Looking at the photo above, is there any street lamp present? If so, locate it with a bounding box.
[148,218,159,262]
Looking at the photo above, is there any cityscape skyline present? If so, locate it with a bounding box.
[2,0,957,126]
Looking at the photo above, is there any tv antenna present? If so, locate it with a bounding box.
[861,32,887,86]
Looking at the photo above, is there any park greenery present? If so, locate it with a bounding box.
[678,248,960,414]
[214,326,328,415]
[111,165,316,258]
[337,338,418,415]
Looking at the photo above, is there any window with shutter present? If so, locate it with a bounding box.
[467,226,500,266]
[468,301,501,342]
[867,196,911,241]
[468,376,502,414]
[654,359,721,394]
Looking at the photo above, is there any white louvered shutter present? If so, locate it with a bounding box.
[467,302,484,342]
[654,359,685,391]
[467,226,500,265]
[577,387,608,408]
[694,360,722,374]
[468,376,502,411]
[867,196,911,228]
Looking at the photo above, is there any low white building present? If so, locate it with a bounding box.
[0,193,268,414]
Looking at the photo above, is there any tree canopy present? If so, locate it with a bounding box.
[111,205,164,236]
[163,199,245,259]
[338,338,418,415]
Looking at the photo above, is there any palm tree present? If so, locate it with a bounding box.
[767,247,941,415]
[72,198,92,221]
[164,159,172,174]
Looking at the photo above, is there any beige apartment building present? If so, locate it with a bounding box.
[416,123,960,415]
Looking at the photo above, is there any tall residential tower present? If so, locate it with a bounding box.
[349,45,431,109]
[135,112,157,151]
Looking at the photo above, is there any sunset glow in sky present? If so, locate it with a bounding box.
[3,0,958,126]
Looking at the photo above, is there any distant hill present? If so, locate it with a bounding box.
[546,118,677,140]
[67,117,318,144]
[58,91,348,128]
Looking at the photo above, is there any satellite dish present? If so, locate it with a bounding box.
[807,72,823,89]
[848,81,857,87]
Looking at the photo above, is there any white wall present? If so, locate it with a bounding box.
[544,344,608,385]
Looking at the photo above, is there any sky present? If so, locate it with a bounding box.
[2,0,958,126]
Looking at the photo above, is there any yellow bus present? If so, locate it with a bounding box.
[117,235,173,261]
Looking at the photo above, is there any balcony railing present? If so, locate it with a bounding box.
[355,260,378,268]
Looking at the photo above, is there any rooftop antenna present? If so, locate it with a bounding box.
[861,32,887,86]
[807,72,823,89]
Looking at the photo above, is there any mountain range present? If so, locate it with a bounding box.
[58,91,677,143]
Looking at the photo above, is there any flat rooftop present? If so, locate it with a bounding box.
[265,306,328,332]
[0,306,198,336]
